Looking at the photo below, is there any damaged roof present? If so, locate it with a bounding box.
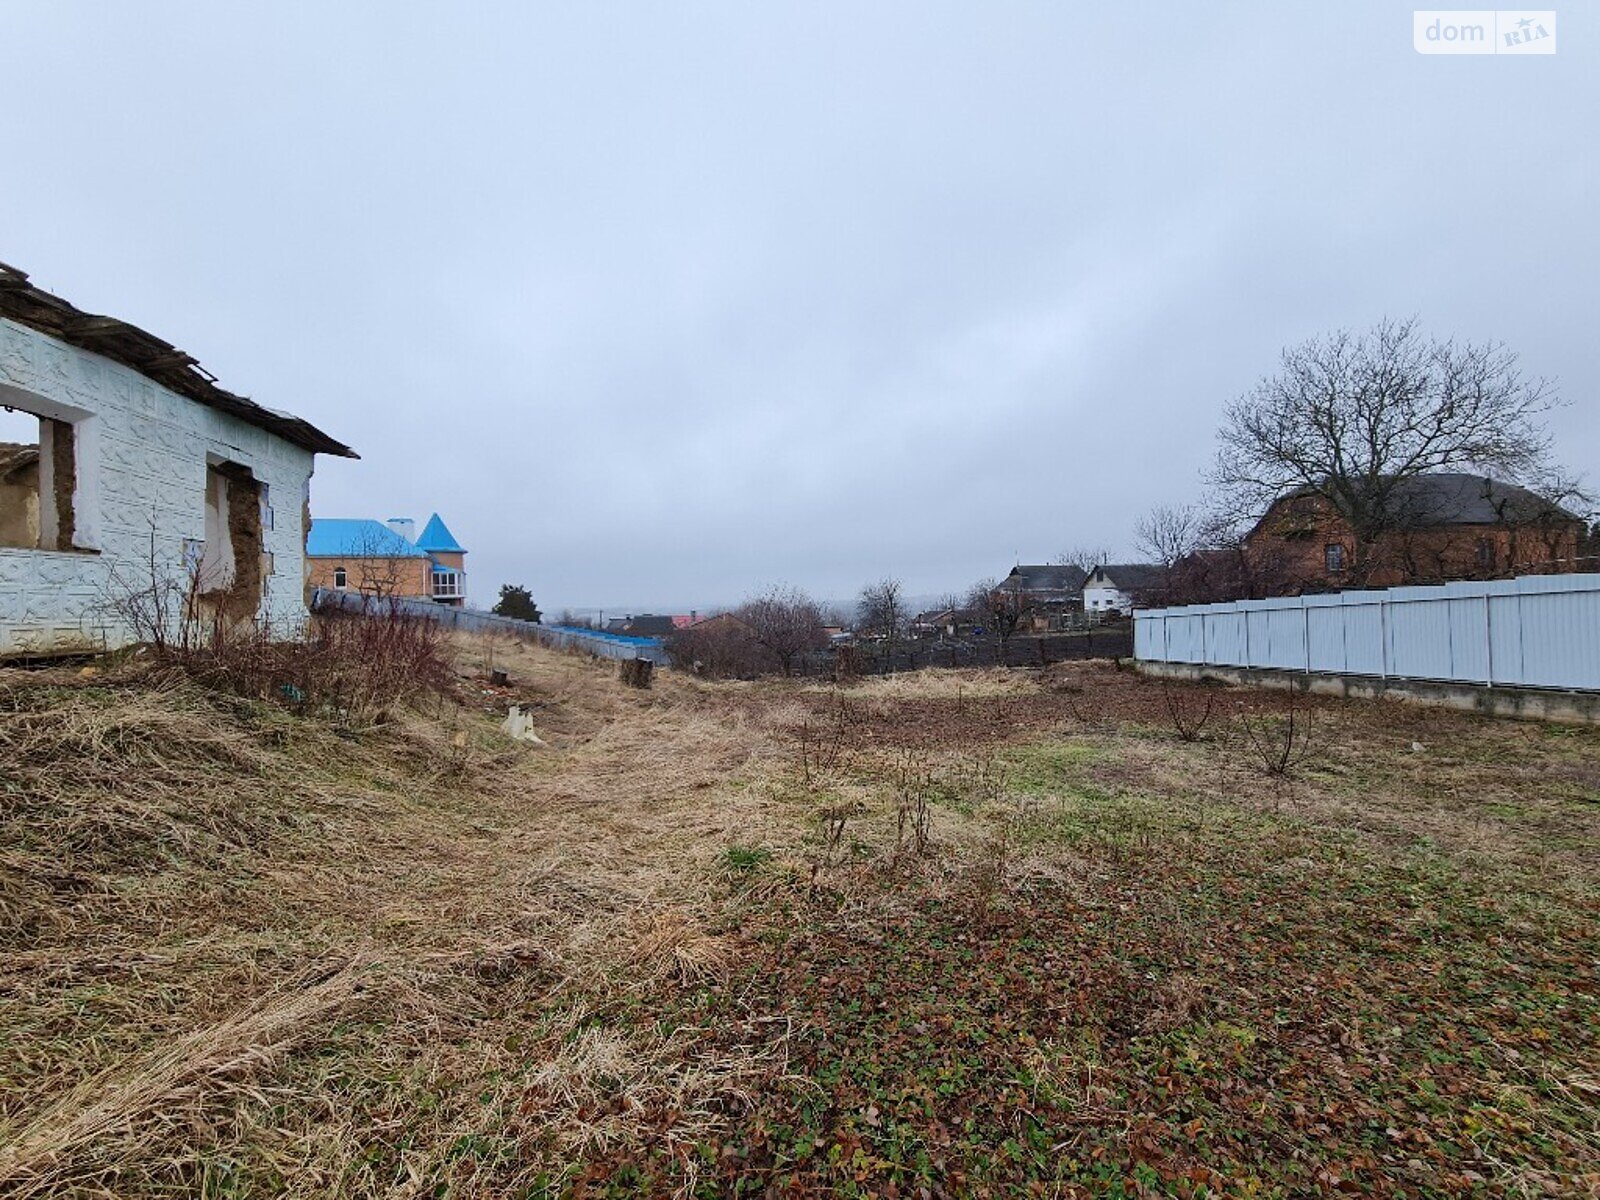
[0,261,356,458]
[0,441,40,481]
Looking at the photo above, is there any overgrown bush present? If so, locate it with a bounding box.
[665,620,771,678]
[160,606,454,721]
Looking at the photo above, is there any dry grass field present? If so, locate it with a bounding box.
[1,634,1596,1198]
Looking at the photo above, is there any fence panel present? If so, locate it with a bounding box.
[1446,594,1491,683]
[1517,585,1600,691]
[1134,572,1600,692]
[1206,608,1247,667]
[1305,601,1347,675]
[1339,598,1386,676]
[308,590,669,664]
[1385,591,1454,680]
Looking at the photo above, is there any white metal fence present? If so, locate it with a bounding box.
[1133,573,1600,692]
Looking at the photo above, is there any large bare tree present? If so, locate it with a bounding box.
[1209,318,1567,570]
[1134,503,1203,568]
[965,575,1024,653]
[1054,544,1113,572]
[736,585,828,675]
[857,578,906,646]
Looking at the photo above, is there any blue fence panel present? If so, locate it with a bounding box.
[308,590,669,664]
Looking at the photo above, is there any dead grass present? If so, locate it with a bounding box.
[1,640,1596,1195]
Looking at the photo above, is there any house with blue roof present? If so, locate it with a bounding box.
[306,513,469,606]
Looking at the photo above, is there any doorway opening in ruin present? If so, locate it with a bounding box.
[197,460,266,623]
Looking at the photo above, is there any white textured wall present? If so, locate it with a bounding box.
[1082,582,1131,612]
[0,317,316,655]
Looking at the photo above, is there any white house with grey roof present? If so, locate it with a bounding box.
[1082,563,1167,615]
[0,261,355,657]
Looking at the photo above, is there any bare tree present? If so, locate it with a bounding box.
[962,578,997,626]
[1055,545,1113,572]
[1209,318,1569,580]
[351,525,417,599]
[857,577,906,651]
[966,575,1024,655]
[666,615,765,678]
[736,584,828,675]
[1135,503,1204,568]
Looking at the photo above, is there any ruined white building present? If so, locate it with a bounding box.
[0,261,355,657]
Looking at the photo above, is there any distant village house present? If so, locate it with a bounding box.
[306,513,468,607]
[1241,473,1587,593]
[1081,563,1166,615]
[993,564,1089,631]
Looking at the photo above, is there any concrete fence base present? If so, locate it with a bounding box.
[1132,659,1600,726]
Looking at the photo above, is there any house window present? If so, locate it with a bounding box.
[431,569,463,600]
[1325,543,1346,573]
[1476,538,1495,568]
[0,402,81,552]
[334,567,348,589]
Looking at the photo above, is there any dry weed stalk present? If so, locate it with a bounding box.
[970,748,1012,808]
[794,691,853,789]
[893,749,935,858]
[819,800,854,853]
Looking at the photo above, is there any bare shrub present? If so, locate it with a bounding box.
[973,749,1011,807]
[1162,680,1217,742]
[168,605,455,722]
[94,516,453,720]
[665,619,766,679]
[1237,693,1318,777]
[736,586,829,676]
[818,801,858,855]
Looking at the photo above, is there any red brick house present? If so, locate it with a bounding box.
[1241,473,1587,593]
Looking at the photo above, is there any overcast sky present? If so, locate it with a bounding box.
[4,3,1595,615]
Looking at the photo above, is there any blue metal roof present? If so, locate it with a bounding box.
[415,513,464,553]
[306,519,429,558]
[549,625,664,647]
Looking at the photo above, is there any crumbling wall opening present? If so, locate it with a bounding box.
[0,403,80,552]
[198,461,265,623]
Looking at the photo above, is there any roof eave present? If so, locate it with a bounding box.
[0,261,358,459]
